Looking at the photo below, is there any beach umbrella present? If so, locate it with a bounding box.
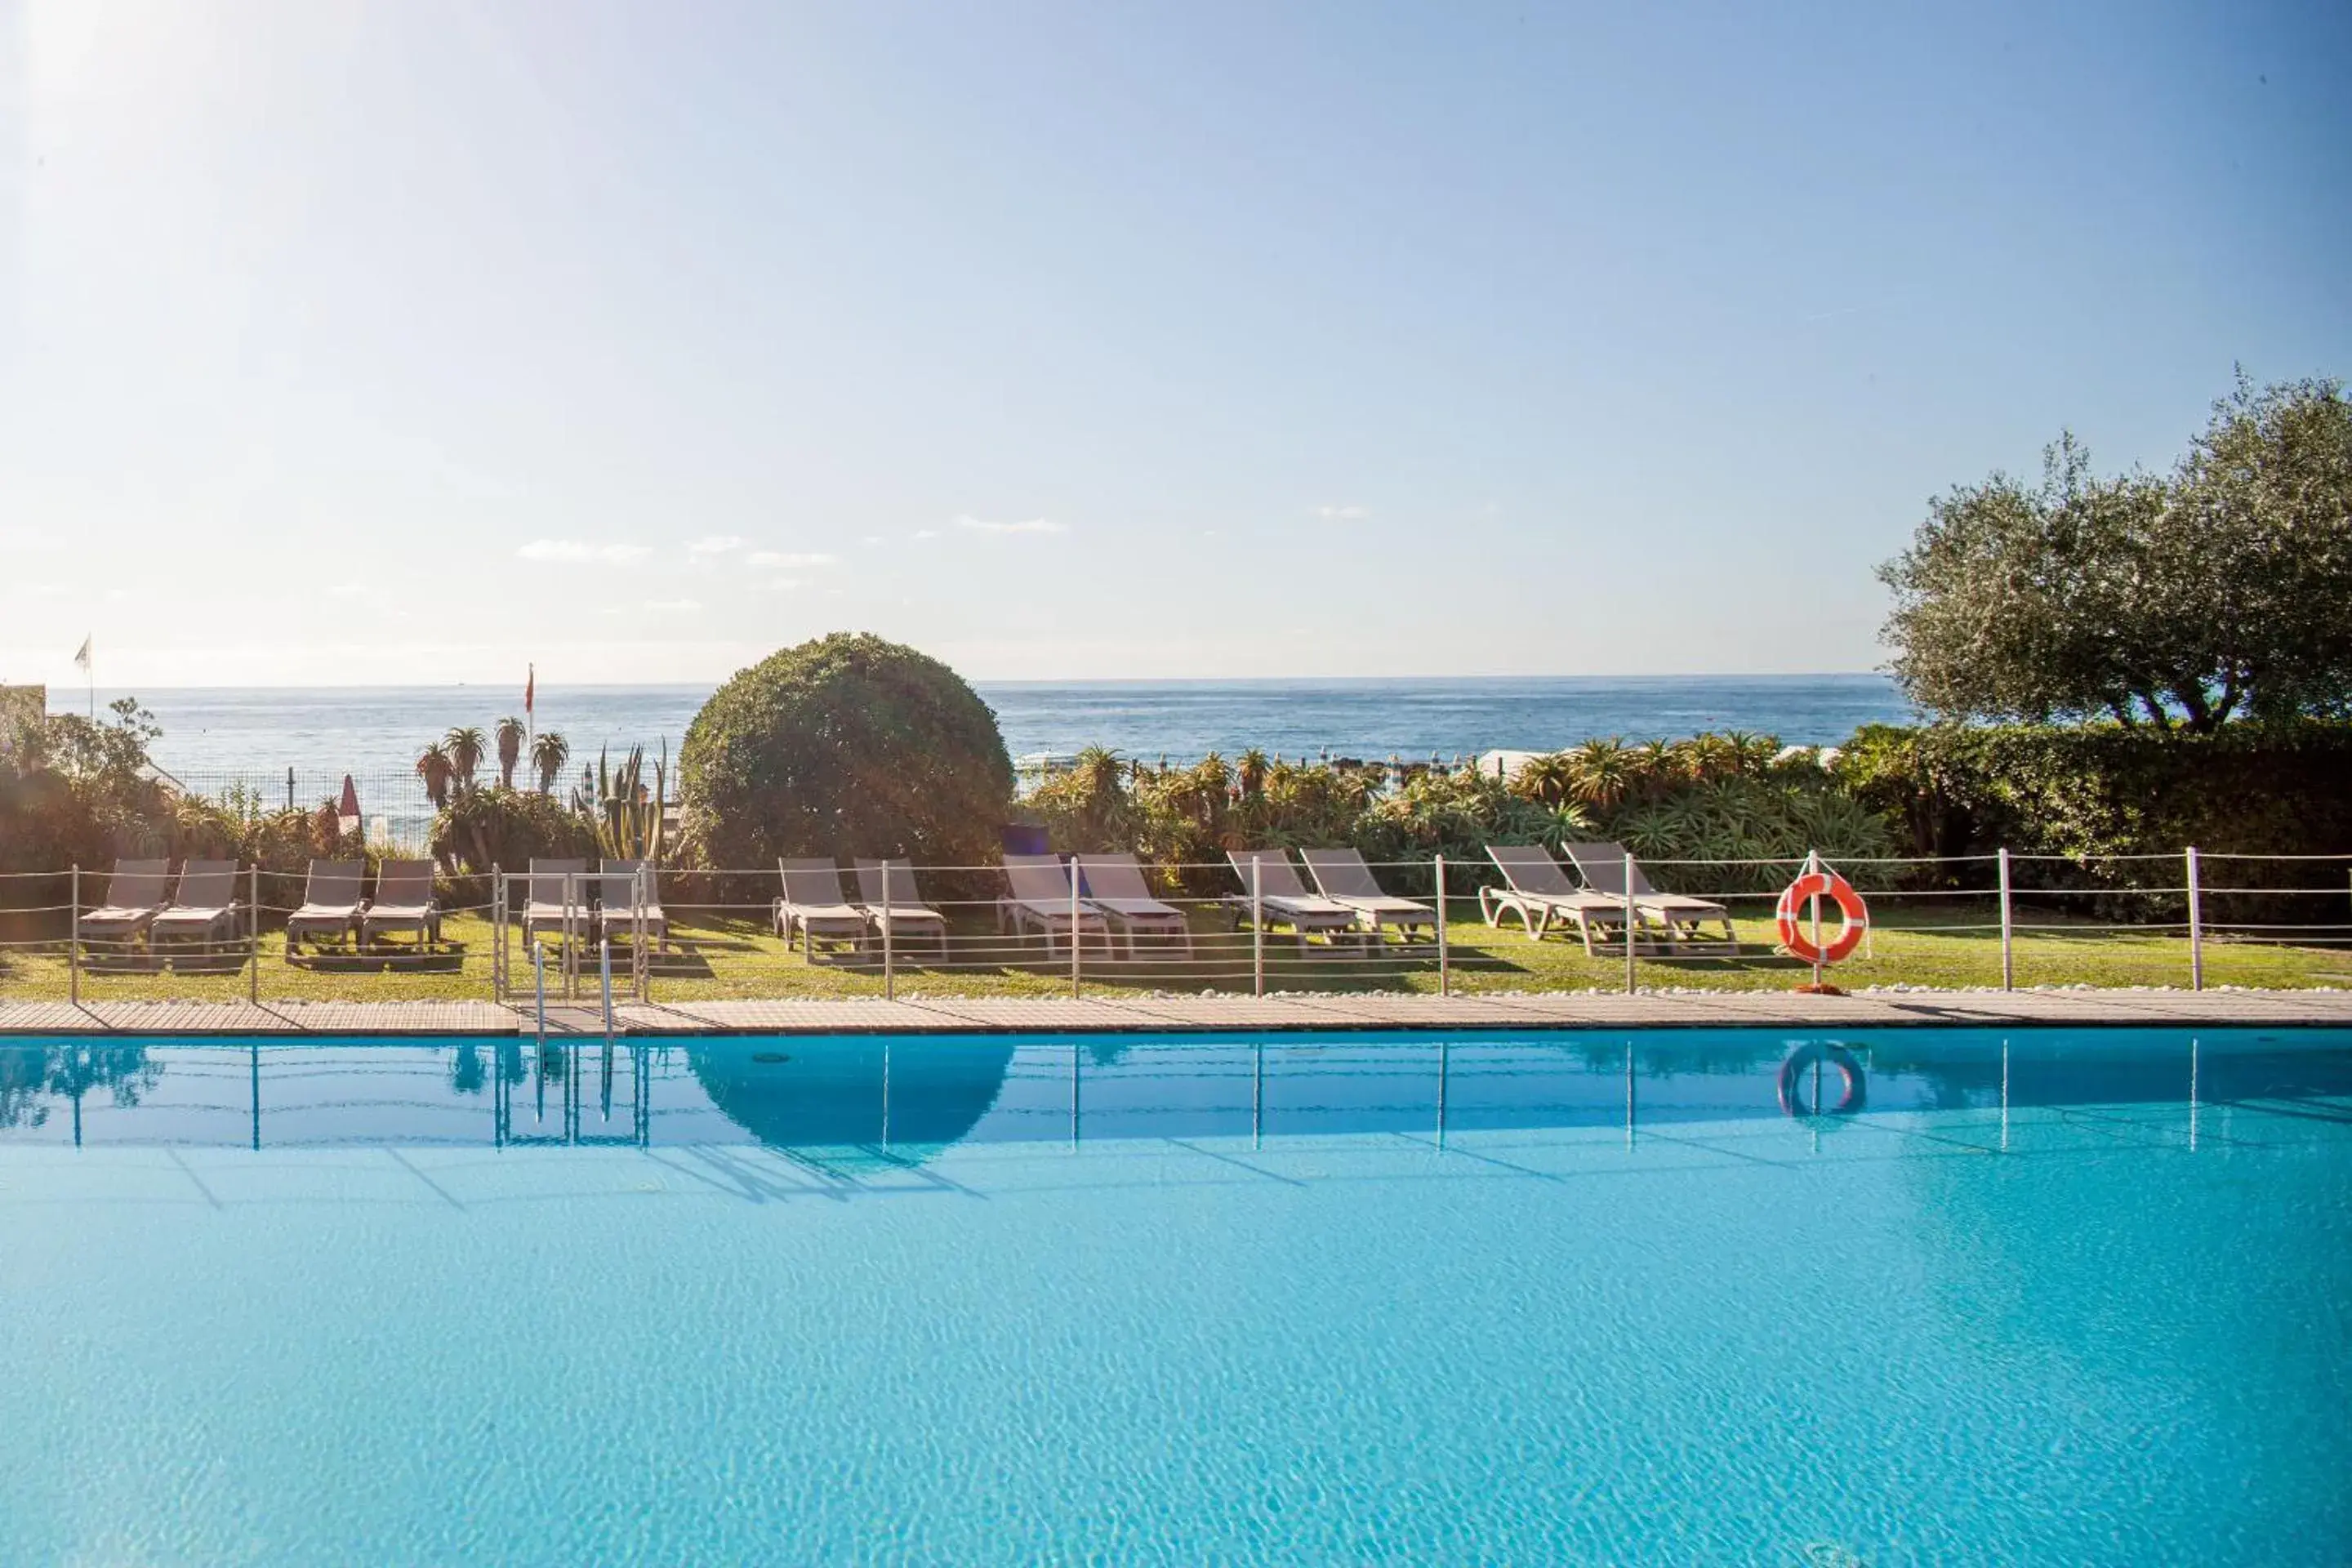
[338,775,361,837]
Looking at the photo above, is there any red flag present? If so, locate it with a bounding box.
[524,664,535,715]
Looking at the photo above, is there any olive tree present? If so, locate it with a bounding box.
[1879,375,2352,731]
[679,633,1013,868]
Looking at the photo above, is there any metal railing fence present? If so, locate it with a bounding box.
[1,848,2348,1006]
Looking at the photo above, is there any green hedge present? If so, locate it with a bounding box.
[1835,721,2352,920]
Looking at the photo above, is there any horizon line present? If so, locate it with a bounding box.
[20,670,1894,695]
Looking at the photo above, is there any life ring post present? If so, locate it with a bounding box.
[1777,855,1869,993]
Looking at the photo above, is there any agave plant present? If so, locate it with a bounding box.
[414,742,454,809]
[1509,751,1577,808]
[1628,738,1686,801]
[1236,747,1270,800]
[494,715,526,789]
[581,743,667,861]
[530,730,569,794]
[443,726,488,793]
[1565,737,1633,811]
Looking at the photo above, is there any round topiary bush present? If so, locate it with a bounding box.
[679,633,1013,870]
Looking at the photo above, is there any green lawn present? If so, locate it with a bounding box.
[1,899,2344,1004]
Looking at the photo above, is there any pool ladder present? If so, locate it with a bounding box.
[529,938,617,1049]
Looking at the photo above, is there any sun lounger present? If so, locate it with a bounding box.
[1072,853,1193,959]
[1299,848,1439,943]
[361,859,441,947]
[1481,845,1640,955]
[853,859,949,956]
[285,860,365,953]
[595,859,669,949]
[1559,841,1737,951]
[998,854,1111,959]
[520,858,590,947]
[147,859,244,951]
[774,858,869,958]
[78,858,172,949]
[1223,849,1365,951]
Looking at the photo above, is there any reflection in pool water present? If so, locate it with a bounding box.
[0,1027,2344,1161]
[3,1026,2348,1564]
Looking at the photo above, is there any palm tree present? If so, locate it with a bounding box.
[415,742,454,810]
[530,730,570,794]
[443,726,488,793]
[494,716,526,789]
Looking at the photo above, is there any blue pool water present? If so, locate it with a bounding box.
[2,1028,2347,1565]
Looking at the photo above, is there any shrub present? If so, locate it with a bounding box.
[430,786,597,876]
[1835,719,2352,918]
[1018,734,1898,899]
[679,634,1013,872]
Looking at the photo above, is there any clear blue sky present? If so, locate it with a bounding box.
[3,0,2346,686]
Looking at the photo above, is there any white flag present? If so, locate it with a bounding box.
[73,637,91,670]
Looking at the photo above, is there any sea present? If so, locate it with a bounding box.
[61,675,1909,841]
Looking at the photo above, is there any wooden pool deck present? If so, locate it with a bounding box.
[1,987,2348,1036]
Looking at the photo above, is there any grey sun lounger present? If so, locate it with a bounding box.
[78,858,172,948]
[774,858,870,958]
[149,859,244,949]
[361,860,441,947]
[999,854,1111,959]
[520,858,590,946]
[1482,845,1642,955]
[1559,841,1737,951]
[1299,848,1439,943]
[853,859,949,956]
[595,858,669,949]
[285,860,365,952]
[1073,853,1193,959]
[1223,849,1365,951]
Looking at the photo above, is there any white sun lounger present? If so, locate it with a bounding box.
[361,860,442,948]
[149,859,244,950]
[1299,848,1439,943]
[595,858,669,949]
[999,854,1111,960]
[1073,853,1193,959]
[521,858,590,947]
[78,858,172,949]
[853,859,949,956]
[1223,849,1365,952]
[774,858,869,958]
[1560,841,1736,950]
[285,860,365,952]
[1481,845,1641,955]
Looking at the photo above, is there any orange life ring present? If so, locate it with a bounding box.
[1775,870,1868,964]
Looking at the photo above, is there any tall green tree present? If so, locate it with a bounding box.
[1878,375,2352,731]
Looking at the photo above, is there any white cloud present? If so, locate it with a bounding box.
[746,550,837,568]
[0,528,59,553]
[687,535,745,557]
[644,598,704,612]
[515,539,653,564]
[754,578,803,592]
[1313,504,1369,521]
[955,514,1067,535]
[861,535,884,546]
[911,528,941,541]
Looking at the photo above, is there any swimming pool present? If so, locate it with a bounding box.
[4,1027,2347,1564]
